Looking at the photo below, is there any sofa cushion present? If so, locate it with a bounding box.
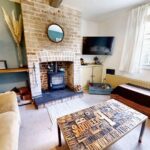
[0,112,20,150]
[0,92,18,114]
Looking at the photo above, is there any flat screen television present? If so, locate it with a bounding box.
[82,36,114,55]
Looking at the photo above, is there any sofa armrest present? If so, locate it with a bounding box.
[0,92,18,113]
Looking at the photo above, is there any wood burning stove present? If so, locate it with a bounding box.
[48,71,65,90]
[48,62,66,90]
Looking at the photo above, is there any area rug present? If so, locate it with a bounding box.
[46,94,110,126]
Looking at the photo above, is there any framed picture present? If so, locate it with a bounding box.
[0,60,7,69]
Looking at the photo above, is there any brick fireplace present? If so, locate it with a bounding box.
[27,50,81,97]
[21,0,82,97]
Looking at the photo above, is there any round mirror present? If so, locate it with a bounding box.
[48,24,64,43]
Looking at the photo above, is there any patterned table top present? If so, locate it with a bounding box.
[57,99,148,150]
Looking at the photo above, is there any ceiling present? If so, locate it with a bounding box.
[62,0,148,21]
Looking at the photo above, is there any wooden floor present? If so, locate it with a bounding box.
[19,94,150,150]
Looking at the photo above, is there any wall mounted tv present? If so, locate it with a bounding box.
[82,36,114,55]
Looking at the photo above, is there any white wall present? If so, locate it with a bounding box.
[97,10,129,79]
[81,10,150,82]
[98,10,150,81]
[81,19,100,36]
[81,19,105,64]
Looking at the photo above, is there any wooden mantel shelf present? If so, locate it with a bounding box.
[0,68,29,73]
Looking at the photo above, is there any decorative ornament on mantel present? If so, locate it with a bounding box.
[1,7,23,68]
[49,0,63,8]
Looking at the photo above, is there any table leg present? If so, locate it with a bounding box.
[57,125,62,146]
[138,121,146,143]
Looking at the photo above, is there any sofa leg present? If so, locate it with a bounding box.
[33,101,39,109]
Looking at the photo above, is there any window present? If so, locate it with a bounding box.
[141,7,150,68]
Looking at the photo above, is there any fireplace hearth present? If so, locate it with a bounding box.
[34,88,83,109]
[33,61,83,108]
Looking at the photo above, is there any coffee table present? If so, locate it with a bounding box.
[57,99,148,150]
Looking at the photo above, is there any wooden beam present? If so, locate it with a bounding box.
[49,0,63,8]
[9,0,21,4]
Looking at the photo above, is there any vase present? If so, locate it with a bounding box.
[17,44,23,68]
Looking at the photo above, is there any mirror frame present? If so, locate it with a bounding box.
[47,23,64,43]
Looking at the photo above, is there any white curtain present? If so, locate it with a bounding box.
[119,4,149,73]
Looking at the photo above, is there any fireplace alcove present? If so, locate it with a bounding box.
[40,61,74,91]
[34,61,82,108]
